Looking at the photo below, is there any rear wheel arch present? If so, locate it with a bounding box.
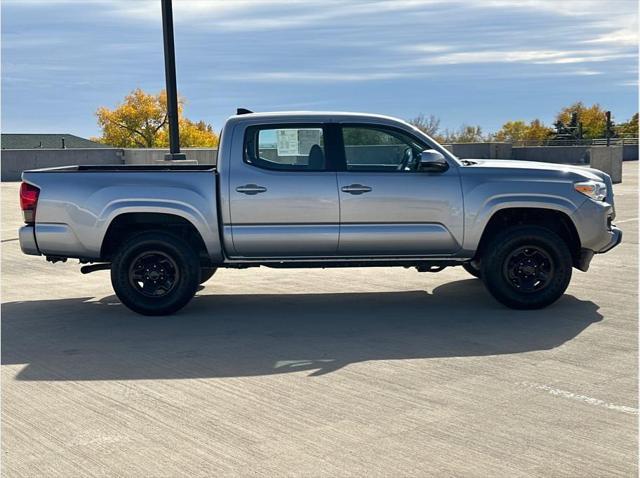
[101,212,209,263]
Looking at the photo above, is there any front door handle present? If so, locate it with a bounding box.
[236,184,267,195]
[341,184,372,195]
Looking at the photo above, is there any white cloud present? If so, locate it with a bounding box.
[217,70,423,82]
[583,27,639,47]
[419,49,634,65]
[572,69,603,76]
[4,0,636,85]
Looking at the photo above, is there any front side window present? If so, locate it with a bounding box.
[342,126,425,172]
[245,125,326,171]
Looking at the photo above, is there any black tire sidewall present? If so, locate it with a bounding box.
[111,232,200,315]
[462,262,481,278]
[481,226,572,309]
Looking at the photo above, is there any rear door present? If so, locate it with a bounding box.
[228,123,340,257]
[336,124,463,255]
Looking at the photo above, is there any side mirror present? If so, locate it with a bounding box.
[418,149,448,172]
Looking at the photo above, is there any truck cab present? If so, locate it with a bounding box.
[218,112,463,259]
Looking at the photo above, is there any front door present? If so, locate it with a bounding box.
[337,124,463,256]
[228,123,339,257]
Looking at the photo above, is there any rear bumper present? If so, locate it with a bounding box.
[19,225,40,256]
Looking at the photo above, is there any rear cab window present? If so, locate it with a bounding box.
[244,125,328,171]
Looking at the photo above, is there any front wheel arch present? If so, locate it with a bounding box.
[474,208,581,266]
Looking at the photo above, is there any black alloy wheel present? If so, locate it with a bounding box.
[128,251,180,298]
[111,231,200,315]
[480,225,572,309]
[502,245,554,293]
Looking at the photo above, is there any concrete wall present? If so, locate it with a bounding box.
[1,148,124,181]
[444,143,512,159]
[623,145,638,161]
[1,148,217,181]
[511,146,590,164]
[590,147,623,183]
[123,148,217,165]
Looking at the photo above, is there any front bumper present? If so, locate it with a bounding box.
[18,225,40,256]
[576,225,621,272]
[572,197,621,252]
[596,225,622,253]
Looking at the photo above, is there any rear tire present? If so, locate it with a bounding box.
[462,262,481,278]
[111,231,200,316]
[480,225,572,309]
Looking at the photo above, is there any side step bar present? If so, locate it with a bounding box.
[80,263,111,274]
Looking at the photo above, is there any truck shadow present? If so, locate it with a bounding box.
[2,279,602,381]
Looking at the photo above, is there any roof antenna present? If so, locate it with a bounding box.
[237,108,253,115]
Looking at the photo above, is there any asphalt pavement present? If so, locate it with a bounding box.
[2,163,637,477]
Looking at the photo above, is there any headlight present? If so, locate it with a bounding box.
[574,180,607,201]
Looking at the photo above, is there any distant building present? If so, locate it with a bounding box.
[1,134,111,149]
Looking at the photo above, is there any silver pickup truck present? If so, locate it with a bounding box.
[19,111,621,315]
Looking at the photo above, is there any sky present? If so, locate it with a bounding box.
[2,0,638,139]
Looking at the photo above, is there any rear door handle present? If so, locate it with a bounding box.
[236,184,267,195]
[341,184,372,195]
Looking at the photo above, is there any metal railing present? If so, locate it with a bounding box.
[513,137,638,147]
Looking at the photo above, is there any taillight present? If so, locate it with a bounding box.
[20,182,40,224]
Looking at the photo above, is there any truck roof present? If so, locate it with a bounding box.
[226,111,407,124]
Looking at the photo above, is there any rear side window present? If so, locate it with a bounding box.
[244,125,327,171]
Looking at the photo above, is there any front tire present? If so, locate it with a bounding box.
[481,226,572,309]
[462,262,481,278]
[111,231,200,316]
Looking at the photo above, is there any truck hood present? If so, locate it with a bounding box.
[464,159,609,182]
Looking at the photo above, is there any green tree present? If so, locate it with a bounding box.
[527,119,554,141]
[158,119,219,147]
[493,119,553,142]
[493,120,528,142]
[95,88,218,148]
[616,113,639,137]
[556,102,608,139]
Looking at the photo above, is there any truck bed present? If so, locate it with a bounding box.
[21,166,221,261]
[27,164,216,173]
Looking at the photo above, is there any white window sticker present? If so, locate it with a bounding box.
[276,129,322,156]
[276,129,300,156]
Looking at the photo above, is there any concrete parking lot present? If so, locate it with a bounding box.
[2,163,638,477]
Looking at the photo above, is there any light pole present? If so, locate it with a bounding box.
[161,0,186,160]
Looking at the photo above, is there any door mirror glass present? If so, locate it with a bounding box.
[418,150,448,172]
